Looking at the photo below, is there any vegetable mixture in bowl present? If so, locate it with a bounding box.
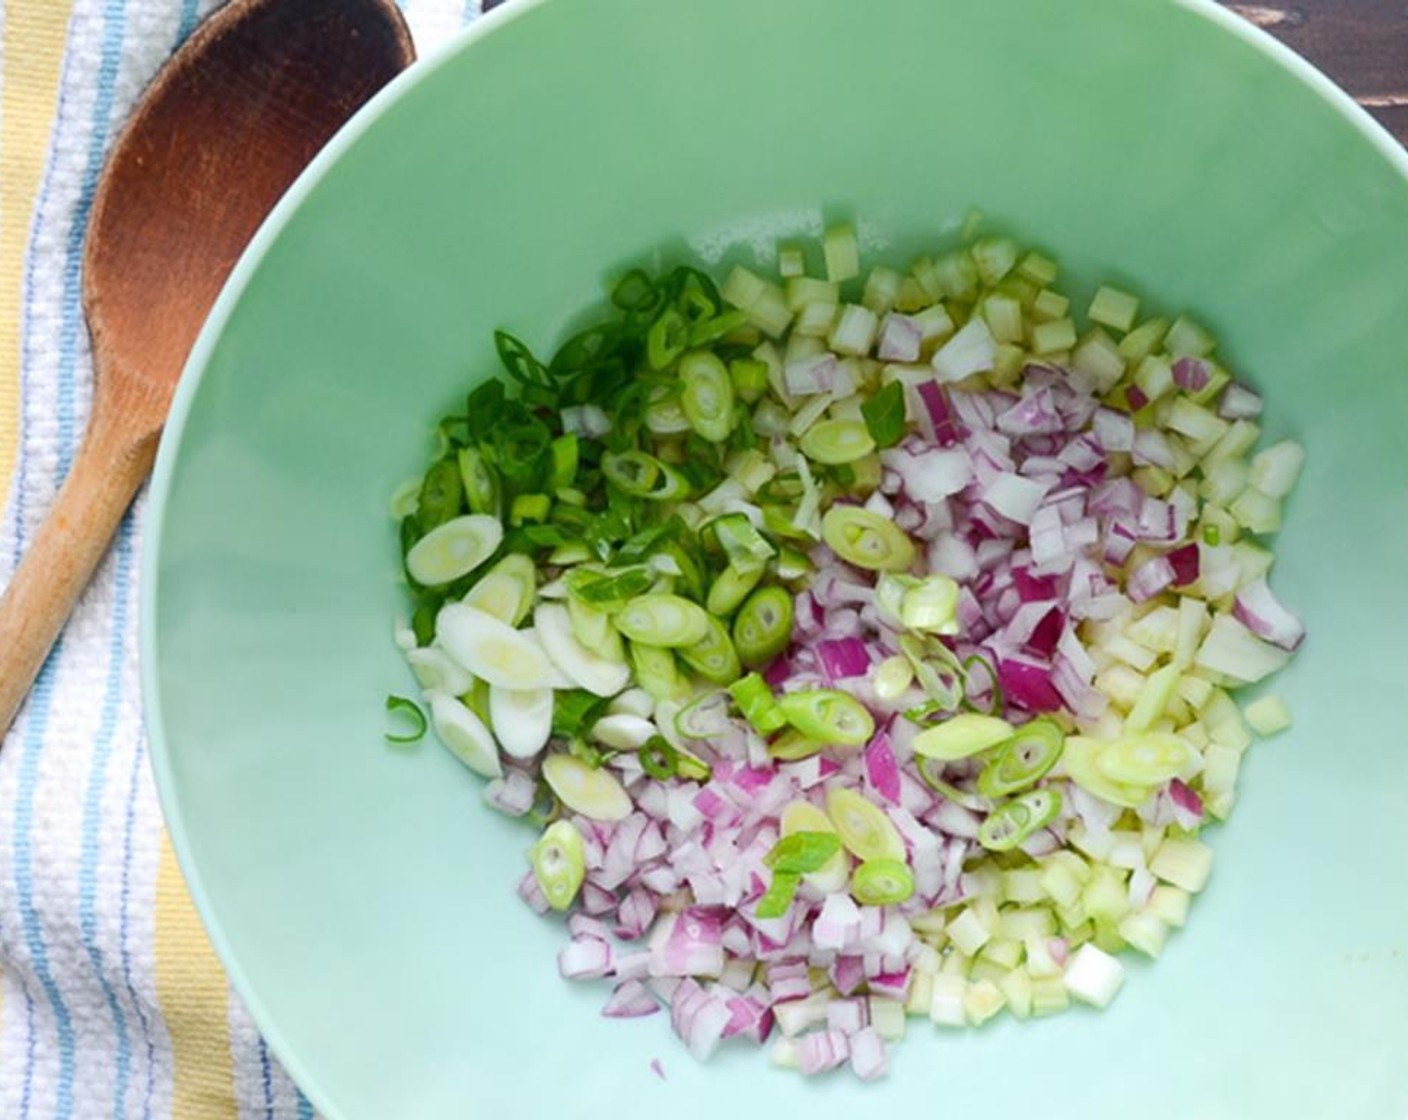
[387,222,1304,1080]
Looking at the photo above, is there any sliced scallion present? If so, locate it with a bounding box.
[384,695,427,744]
[820,506,916,572]
[542,753,632,821]
[530,819,586,911]
[977,788,1062,852]
[825,787,905,862]
[912,713,1015,762]
[799,419,876,465]
[777,689,875,747]
[728,672,788,734]
[679,351,736,443]
[851,859,915,905]
[732,586,793,667]
[677,614,742,685]
[613,594,711,648]
[977,717,1064,798]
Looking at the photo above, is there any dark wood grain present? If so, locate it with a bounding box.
[1223,2,1408,144]
[480,0,1406,146]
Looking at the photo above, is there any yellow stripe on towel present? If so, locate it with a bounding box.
[0,0,74,491]
[155,830,238,1120]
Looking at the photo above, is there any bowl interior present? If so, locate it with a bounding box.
[145,0,1408,1116]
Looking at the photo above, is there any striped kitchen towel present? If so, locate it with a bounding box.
[0,2,488,1117]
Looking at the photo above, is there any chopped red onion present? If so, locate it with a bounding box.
[817,637,872,681]
[1218,382,1264,419]
[863,733,902,805]
[1233,577,1306,651]
[848,1027,889,1081]
[1127,555,1176,604]
[1168,779,1205,830]
[1171,356,1211,393]
[603,979,661,1018]
[796,1029,851,1075]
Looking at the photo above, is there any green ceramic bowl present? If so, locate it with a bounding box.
[143,0,1408,1116]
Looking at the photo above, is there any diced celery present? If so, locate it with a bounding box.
[1188,362,1232,406]
[928,974,968,1026]
[981,936,1024,970]
[1063,944,1125,1008]
[982,293,1024,343]
[1030,976,1071,1016]
[862,266,903,314]
[869,997,907,1041]
[790,301,835,339]
[777,243,806,278]
[1126,664,1182,732]
[1164,316,1215,357]
[1089,285,1140,332]
[1206,418,1261,462]
[1067,824,1115,863]
[1118,316,1170,363]
[829,303,880,356]
[1082,866,1131,924]
[1105,832,1146,870]
[911,302,955,344]
[1209,711,1252,753]
[906,968,935,1016]
[1244,694,1292,736]
[972,237,1018,286]
[1023,936,1062,979]
[964,979,1007,1026]
[992,342,1027,384]
[1002,868,1045,905]
[1118,912,1168,958]
[1148,884,1191,928]
[894,275,930,312]
[940,949,973,977]
[785,275,840,312]
[1201,744,1241,794]
[947,908,993,957]
[1031,317,1077,354]
[1200,456,1249,506]
[1249,439,1305,499]
[933,250,979,301]
[1072,327,1126,390]
[968,958,1010,986]
[1134,354,1175,401]
[1000,905,1057,942]
[1150,837,1213,892]
[1166,398,1228,444]
[1096,662,1147,708]
[1031,288,1070,322]
[1017,250,1058,286]
[963,862,1004,899]
[824,223,861,283]
[1141,824,1166,863]
[1039,860,1085,909]
[1127,605,1180,653]
[1091,922,1126,956]
[1000,968,1034,1020]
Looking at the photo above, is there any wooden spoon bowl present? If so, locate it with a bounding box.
[0,0,414,733]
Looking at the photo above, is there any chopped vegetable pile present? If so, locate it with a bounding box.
[389,222,1305,1080]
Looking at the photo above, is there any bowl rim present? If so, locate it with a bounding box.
[138,1,1408,1114]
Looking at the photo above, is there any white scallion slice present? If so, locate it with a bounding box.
[435,603,557,690]
[462,553,535,626]
[405,647,474,697]
[825,788,905,862]
[534,602,630,697]
[427,692,502,778]
[488,686,552,759]
[779,800,850,894]
[912,713,1014,762]
[543,754,632,821]
[406,514,503,586]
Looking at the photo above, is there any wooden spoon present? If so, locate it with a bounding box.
[0,0,414,734]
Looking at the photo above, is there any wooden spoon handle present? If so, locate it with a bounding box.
[0,419,156,734]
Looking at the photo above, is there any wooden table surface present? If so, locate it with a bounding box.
[1224,1,1408,144]
[481,0,1408,146]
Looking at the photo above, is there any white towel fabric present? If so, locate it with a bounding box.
[0,2,480,1117]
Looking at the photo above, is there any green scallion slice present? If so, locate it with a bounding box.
[776,689,875,747]
[820,506,917,572]
[756,871,801,919]
[613,594,711,648]
[679,350,736,443]
[677,615,742,685]
[798,419,876,465]
[639,735,678,779]
[850,858,915,905]
[765,831,842,874]
[825,788,905,862]
[977,788,1062,852]
[728,672,788,734]
[530,819,587,911]
[977,717,1065,798]
[384,695,427,744]
[732,586,793,668]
